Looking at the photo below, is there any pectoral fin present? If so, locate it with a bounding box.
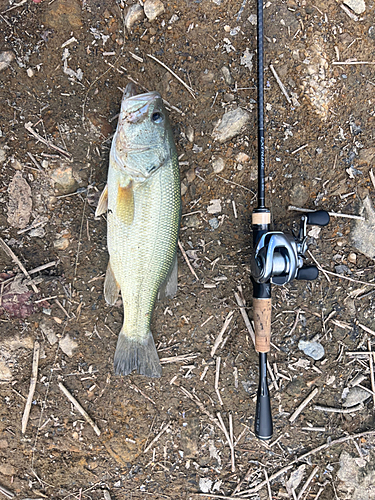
[104,260,120,305]
[158,252,178,300]
[95,184,108,217]
[116,181,134,225]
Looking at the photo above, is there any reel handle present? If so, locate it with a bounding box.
[305,210,330,226]
[296,265,319,281]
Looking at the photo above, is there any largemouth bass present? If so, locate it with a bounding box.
[96,83,181,377]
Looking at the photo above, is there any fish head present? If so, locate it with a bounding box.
[112,89,175,181]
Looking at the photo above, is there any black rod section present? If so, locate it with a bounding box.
[255,352,273,439]
[257,0,265,209]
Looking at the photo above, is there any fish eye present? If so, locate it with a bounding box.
[151,111,163,123]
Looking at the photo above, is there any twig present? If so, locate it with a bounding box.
[1,0,27,14]
[143,422,171,454]
[297,466,319,500]
[217,412,235,472]
[146,54,196,99]
[0,484,14,499]
[314,403,364,413]
[332,60,375,65]
[301,427,326,432]
[24,122,71,157]
[160,353,199,364]
[307,250,331,283]
[0,237,39,293]
[291,144,308,155]
[215,356,224,406]
[269,64,291,104]
[216,175,255,194]
[128,382,155,405]
[368,340,375,408]
[289,387,319,423]
[211,311,235,356]
[358,322,375,336]
[234,290,256,346]
[28,261,58,274]
[264,468,272,500]
[288,205,365,221]
[236,431,375,496]
[370,169,375,190]
[178,239,199,281]
[58,382,101,436]
[21,341,40,434]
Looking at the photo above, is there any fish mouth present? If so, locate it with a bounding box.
[120,90,161,123]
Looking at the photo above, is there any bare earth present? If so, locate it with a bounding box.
[0,0,375,499]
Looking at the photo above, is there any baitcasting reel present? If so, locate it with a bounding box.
[251,210,330,286]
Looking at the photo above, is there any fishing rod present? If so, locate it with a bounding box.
[251,0,330,440]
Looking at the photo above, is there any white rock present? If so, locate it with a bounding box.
[240,48,254,72]
[125,4,145,30]
[0,50,15,72]
[343,0,366,14]
[298,339,325,360]
[0,361,12,381]
[342,386,371,407]
[199,478,213,493]
[59,334,78,358]
[212,157,225,173]
[144,0,165,21]
[207,199,222,214]
[212,107,251,143]
[27,68,34,78]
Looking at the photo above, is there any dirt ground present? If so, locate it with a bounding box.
[1,0,375,499]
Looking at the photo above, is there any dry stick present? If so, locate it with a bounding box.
[310,253,375,288]
[234,290,256,345]
[21,341,40,434]
[0,484,14,499]
[297,466,319,500]
[217,412,235,473]
[216,175,255,194]
[211,311,235,356]
[160,353,199,364]
[269,64,291,103]
[332,60,375,65]
[370,168,375,190]
[314,403,363,413]
[24,122,70,157]
[368,340,375,408]
[288,205,365,221]
[178,239,199,281]
[0,237,39,293]
[307,250,331,283]
[58,382,101,436]
[144,422,171,454]
[358,322,375,336]
[146,54,196,99]
[215,356,224,406]
[264,468,272,500]
[289,387,319,423]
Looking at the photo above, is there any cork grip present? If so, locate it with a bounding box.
[253,298,271,353]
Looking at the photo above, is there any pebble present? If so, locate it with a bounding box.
[359,147,375,164]
[40,320,58,345]
[0,439,8,449]
[343,0,366,14]
[348,252,357,264]
[350,196,375,261]
[221,66,233,85]
[144,0,165,21]
[0,50,15,72]
[181,181,188,196]
[0,464,16,476]
[43,0,82,29]
[7,171,32,230]
[212,107,251,143]
[212,157,225,173]
[236,152,249,163]
[0,361,12,381]
[0,147,6,163]
[125,3,145,31]
[289,182,309,207]
[207,199,222,214]
[200,70,215,84]
[285,377,305,397]
[186,168,196,183]
[342,386,371,407]
[186,125,194,143]
[50,164,78,194]
[199,478,213,493]
[54,235,70,250]
[298,339,325,360]
[240,48,254,72]
[184,214,200,228]
[209,218,219,230]
[59,334,78,357]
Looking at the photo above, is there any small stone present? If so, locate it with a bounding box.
[209,218,219,230]
[289,183,309,207]
[0,463,16,476]
[0,147,6,164]
[27,67,34,77]
[40,320,58,345]
[212,157,225,173]
[342,386,371,407]
[200,70,215,84]
[343,0,366,14]
[0,439,8,449]
[59,334,78,358]
[248,13,257,25]
[350,196,375,261]
[236,152,249,163]
[7,171,32,229]
[221,66,233,85]
[54,235,70,250]
[50,164,78,194]
[0,50,15,72]
[359,147,375,164]
[308,226,321,239]
[240,48,254,72]
[369,26,375,40]
[184,214,200,228]
[212,107,251,143]
[144,0,165,21]
[43,0,82,30]
[181,181,188,196]
[186,125,194,143]
[186,168,196,183]
[199,478,213,493]
[0,361,12,381]
[285,377,305,397]
[207,199,222,214]
[298,339,325,360]
[348,252,357,264]
[124,3,145,30]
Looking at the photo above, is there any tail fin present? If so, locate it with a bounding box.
[114,329,162,378]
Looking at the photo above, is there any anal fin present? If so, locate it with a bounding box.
[104,261,120,305]
[158,252,178,300]
[95,184,108,217]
